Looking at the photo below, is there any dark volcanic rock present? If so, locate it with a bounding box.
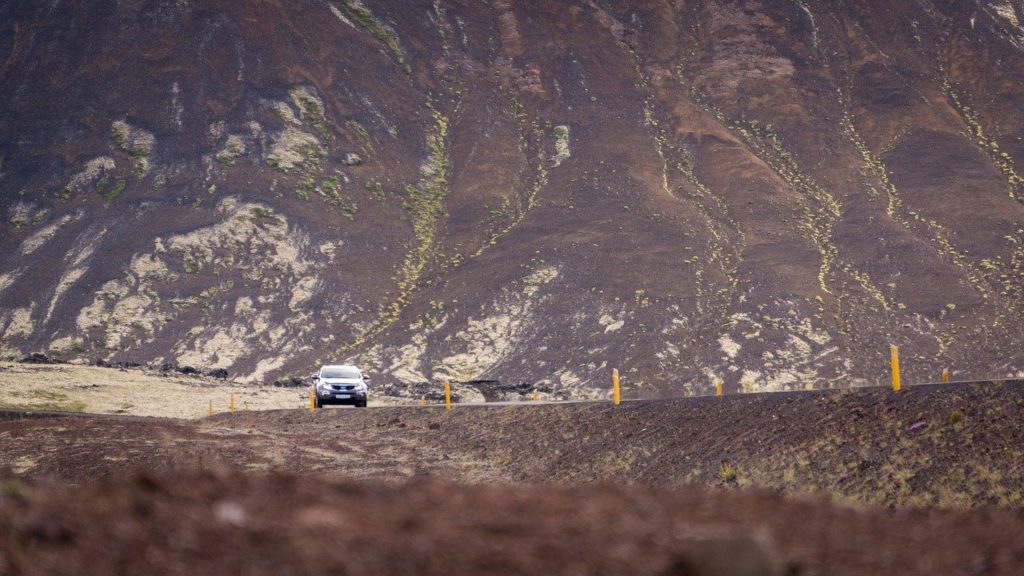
[20,353,59,365]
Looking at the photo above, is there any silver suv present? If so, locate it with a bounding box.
[313,364,369,408]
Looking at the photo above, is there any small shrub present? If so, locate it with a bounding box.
[720,462,739,484]
[949,410,963,425]
[104,179,125,201]
[110,125,126,147]
[322,175,342,196]
[364,178,385,199]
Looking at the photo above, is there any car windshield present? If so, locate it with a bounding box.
[321,367,361,379]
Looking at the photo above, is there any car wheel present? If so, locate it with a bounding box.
[356,399,367,408]
[315,396,323,409]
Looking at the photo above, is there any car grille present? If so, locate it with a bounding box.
[330,385,356,391]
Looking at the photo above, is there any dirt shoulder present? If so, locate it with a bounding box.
[2,470,1024,576]
[3,381,1023,507]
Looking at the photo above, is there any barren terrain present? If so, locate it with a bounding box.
[2,377,1024,574]
[4,374,1024,506]
[2,1,1024,572]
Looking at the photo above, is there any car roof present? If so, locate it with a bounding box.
[320,364,360,370]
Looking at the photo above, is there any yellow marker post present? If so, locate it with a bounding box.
[891,346,901,392]
[229,393,236,413]
[715,380,723,397]
[532,390,539,402]
[309,388,316,412]
[942,368,949,384]
[208,400,214,416]
[420,396,426,407]
[612,368,621,406]
[444,382,452,411]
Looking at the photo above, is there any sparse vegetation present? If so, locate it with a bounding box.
[949,410,963,425]
[250,206,274,220]
[338,106,449,353]
[942,77,1023,203]
[111,120,154,176]
[266,127,324,173]
[8,206,30,228]
[14,390,86,412]
[728,113,840,295]
[719,462,739,484]
[318,174,359,219]
[331,0,409,72]
[104,179,126,201]
[322,174,342,197]
[841,102,1009,313]
[290,87,331,140]
[469,98,547,261]
[216,135,246,166]
[346,119,375,155]
[95,174,110,195]
[364,178,385,199]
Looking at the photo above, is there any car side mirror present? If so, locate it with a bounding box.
[312,374,320,381]
[362,375,370,382]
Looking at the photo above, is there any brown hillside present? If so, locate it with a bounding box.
[0,0,1022,398]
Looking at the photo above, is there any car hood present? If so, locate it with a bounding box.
[321,378,364,385]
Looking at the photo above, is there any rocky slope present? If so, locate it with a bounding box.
[1,0,1023,397]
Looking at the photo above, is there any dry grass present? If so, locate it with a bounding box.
[0,362,306,419]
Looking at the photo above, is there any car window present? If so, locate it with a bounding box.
[321,367,361,379]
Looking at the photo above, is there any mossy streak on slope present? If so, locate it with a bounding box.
[941,77,1023,204]
[623,34,743,325]
[722,110,841,296]
[643,85,742,320]
[339,107,450,354]
[346,120,375,156]
[331,0,409,73]
[939,78,1024,306]
[841,107,1002,307]
[696,96,899,354]
[401,107,450,288]
[469,98,547,261]
[646,88,744,362]
[290,87,332,141]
